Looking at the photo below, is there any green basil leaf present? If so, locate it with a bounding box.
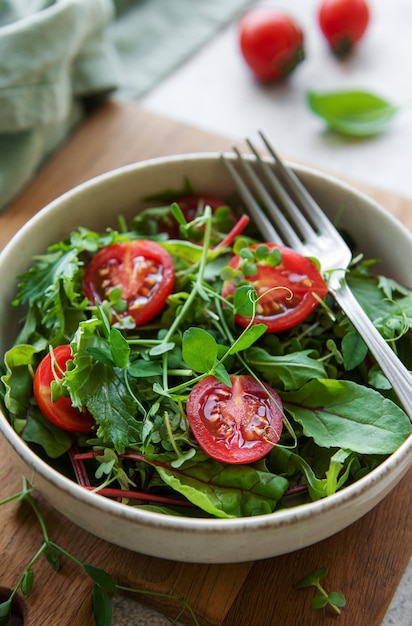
[307,89,398,136]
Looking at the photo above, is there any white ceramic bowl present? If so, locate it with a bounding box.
[0,154,411,564]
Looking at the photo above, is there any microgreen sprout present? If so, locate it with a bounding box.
[0,478,200,626]
[295,566,346,614]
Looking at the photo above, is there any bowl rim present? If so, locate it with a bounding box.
[1,152,411,535]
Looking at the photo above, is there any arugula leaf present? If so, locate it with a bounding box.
[152,452,289,518]
[307,89,398,136]
[13,246,87,345]
[283,379,411,454]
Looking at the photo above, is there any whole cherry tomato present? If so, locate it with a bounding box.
[186,374,283,464]
[238,8,304,82]
[222,243,328,333]
[82,240,174,327]
[33,345,95,433]
[318,0,370,58]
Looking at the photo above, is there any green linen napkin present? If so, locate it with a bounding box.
[0,0,119,212]
[0,0,251,214]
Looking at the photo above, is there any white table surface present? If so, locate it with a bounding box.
[129,1,412,624]
[141,0,412,201]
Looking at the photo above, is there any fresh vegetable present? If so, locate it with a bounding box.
[296,566,346,614]
[307,89,398,137]
[221,243,328,332]
[238,8,304,82]
[33,344,95,433]
[318,0,370,58]
[0,478,200,626]
[1,191,411,520]
[162,194,232,239]
[133,192,236,245]
[186,374,283,464]
[82,240,175,328]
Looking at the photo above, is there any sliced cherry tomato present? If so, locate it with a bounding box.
[318,0,370,58]
[82,240,174,327]
[186,375,283,464]
[33,345,94,433]
[222,243,328,333]
[238,8,304,82]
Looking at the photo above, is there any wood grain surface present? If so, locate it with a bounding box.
[0,101,411,626]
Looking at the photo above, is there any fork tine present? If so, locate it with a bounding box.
[220,152,283,244]
[257,130,341,241]
[244,139,319,249]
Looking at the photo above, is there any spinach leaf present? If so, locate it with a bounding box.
[246,347,327,391]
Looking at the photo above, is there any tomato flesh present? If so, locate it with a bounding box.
[187,375,283,464]
[82,240,174,327]
[238,8,304,82]
[318,0,370,57]
[222,243,328,332]
[33,345,94,433]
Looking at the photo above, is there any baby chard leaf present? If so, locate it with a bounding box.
[152,452,289,518]
[247,347,327,391]
[283,379,411,454]
[307,89,398,137]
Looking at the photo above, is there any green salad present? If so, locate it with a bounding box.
[1,189,411,519]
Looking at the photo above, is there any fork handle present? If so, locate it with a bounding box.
[332,281,412,421]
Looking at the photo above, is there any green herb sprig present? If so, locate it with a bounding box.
[296,566,346,614]
[0,478,199,626]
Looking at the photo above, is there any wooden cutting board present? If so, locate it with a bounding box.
[0,101,411,626]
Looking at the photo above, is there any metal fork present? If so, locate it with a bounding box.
[221,131,412,421]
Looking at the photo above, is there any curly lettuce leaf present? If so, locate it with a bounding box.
[2,344,38,419]
[64,321,141,454]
